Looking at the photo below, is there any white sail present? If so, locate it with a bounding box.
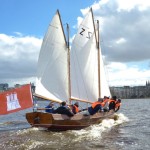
[71,9,110,103]
[99,47,111,98]
[35,10,69,103]
[71,33,99,102]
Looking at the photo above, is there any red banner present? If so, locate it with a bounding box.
[0,84,33,115]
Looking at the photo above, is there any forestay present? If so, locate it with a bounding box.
[35,10,69,103]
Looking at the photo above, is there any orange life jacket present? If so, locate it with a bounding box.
[101,99,109,107]
[74,105,79,113]
[91,101,102,109]
[115,102,121,108]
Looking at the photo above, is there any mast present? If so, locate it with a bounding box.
[67,23,71,105]
[97,20,101,98]
[91,8,101,98]
[58,10,71,104]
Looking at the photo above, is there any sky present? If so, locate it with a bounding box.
[0,0,150,87]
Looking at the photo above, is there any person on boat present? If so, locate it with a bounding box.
[45,102,54,113]
[115,99,121,112]
[72,102,79,114]
[82,98,103,116]
[101,96,110,112]
[108,96,117,111]
[53,101,74,117]
[71,102,88,114]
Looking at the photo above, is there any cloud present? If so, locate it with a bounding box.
[0,34,42,86]
[106,62,150,86]
[90,0,150,63]
[116,0,150,12]
[78,0,150,86]
[1,0,150,87]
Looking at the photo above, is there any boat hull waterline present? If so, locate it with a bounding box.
[26,110,114,131]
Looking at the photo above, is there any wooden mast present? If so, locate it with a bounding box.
[67,23,71,105]
[57,10,71,104]
[97,20,101,98]
[91,8,101,98]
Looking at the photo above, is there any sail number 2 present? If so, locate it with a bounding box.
[80,28,92,39]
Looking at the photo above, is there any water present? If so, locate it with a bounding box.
[0,99,150,150]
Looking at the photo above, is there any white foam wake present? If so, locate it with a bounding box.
[71,113,129,140]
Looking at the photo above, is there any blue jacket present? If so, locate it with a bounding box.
[45,105,54,113]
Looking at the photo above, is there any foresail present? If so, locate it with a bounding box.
[99,48,111,98]
[71,8,111,103]
[35,11,69,103]
[96,20,111,98]
[71,9,98,102]
[71,9,94,51]
[71,33,99,102]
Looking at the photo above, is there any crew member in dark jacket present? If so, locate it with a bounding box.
[115,99,121,112]
[109,96,117,111]
[54,101,74,117]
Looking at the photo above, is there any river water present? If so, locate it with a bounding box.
[0,99,150,150]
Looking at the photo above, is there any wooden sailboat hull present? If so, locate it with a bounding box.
[26,110,115,131]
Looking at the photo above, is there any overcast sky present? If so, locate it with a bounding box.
[0,0,150,87]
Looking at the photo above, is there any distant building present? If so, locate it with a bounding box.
[110,81,150,99]
[0,83,9,92]
[0,83,35,94]
[1,81,150,99]
[31,83,35,93]
[14,84,21,88]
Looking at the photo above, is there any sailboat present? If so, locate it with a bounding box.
[26,9,115,131]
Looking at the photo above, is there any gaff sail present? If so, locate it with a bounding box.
[71,8,111,103]
[35,10,69,103]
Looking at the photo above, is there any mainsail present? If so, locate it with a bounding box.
[71,8,111,103]
[35,10,69,103]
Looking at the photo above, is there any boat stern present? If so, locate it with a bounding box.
[26,112,54,128]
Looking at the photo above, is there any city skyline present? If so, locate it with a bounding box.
[1,81,150,99]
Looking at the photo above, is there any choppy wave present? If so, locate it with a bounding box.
[71,113,129,140]
[0,113,129,150]
[1,99,150,150]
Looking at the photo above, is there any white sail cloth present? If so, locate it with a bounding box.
[35,11,68,103]
[71,9,111,103]
[35,9,111,104]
